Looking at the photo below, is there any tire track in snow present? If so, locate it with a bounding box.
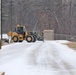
[27,42,61,69]
[25,43,43,65]
[38,43,63,70]
[30,41,75,75]
[0,41,76,75]
[48,42,76,75]
[0,43,37,65]
[27,42,62,70]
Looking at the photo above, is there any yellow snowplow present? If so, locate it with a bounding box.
[7,25,36,42]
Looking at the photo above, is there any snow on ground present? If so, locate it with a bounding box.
[0,40,76,75]
[55,40,69,43]
[0,34,8,39]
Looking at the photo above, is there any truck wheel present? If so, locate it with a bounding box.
[26,35,32,42]
[12,36,18,42]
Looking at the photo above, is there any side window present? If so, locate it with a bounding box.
[23,26,26,32]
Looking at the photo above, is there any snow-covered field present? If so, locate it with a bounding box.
[0,40,76,75]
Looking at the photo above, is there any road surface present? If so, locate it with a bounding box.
[0,41,76,75]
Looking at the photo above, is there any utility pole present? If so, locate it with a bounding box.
[0,0,1,49]
[10,0,12,41]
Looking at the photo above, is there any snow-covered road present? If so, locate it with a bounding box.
[0,41,76,75]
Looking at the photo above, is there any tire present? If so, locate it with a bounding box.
[26,35,33,42]
[12,36,18,42]
[32,36,36,42]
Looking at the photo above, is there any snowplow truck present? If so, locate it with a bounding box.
[7,25,36,42]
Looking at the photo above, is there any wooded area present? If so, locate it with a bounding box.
[2,0,76,40]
